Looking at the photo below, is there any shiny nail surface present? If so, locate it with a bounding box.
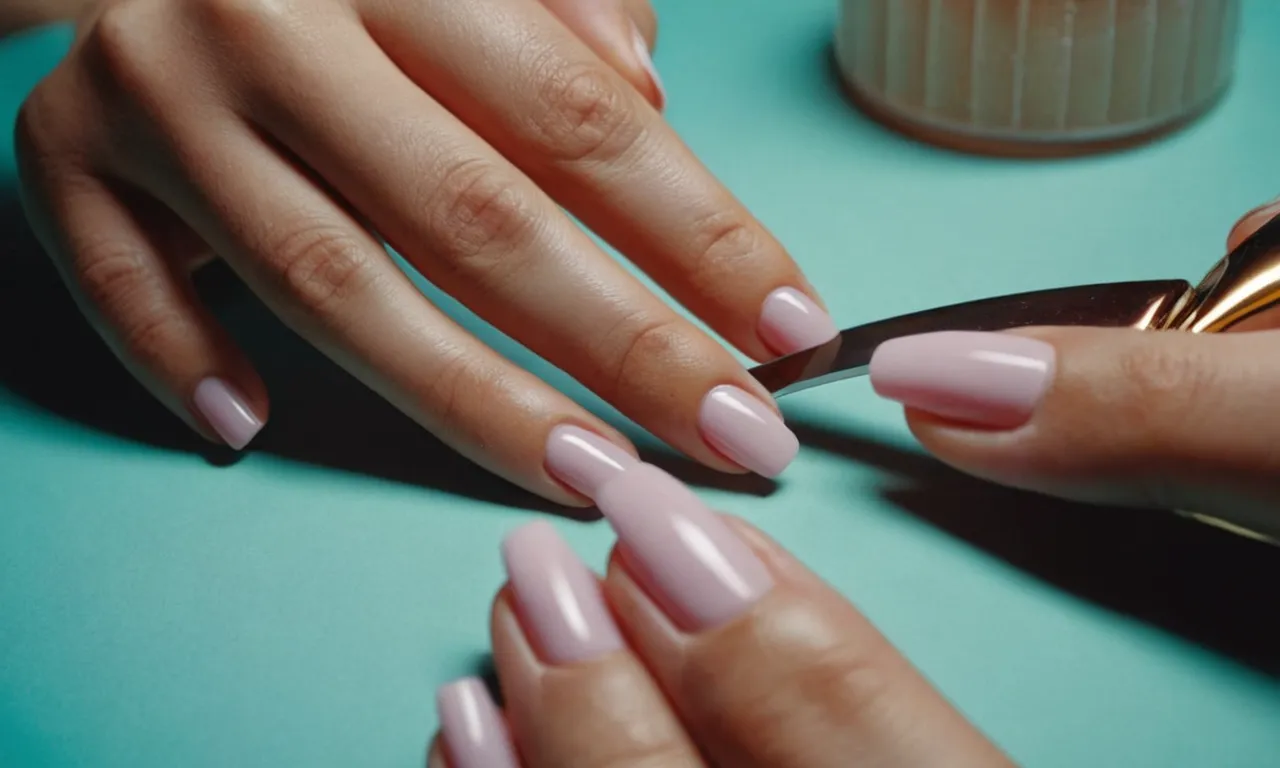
[503,521,624,665]
[193,377,262,450]
[698,385,798,477]
[870,331,1055,429]
[436,678,519,768]
[758,287,839,355]
[545,425,638,498]
[596,463,773,630]
[631,23,666,109]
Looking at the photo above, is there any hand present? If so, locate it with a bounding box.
[869,199,1280,538]
[15,0,836,504]
[427,451,1012,767]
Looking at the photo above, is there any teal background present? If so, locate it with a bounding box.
[3,1,1280,765]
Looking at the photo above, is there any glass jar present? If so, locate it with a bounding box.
[834,0,1241,156]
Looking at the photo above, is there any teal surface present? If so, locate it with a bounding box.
[3,1,1280,765]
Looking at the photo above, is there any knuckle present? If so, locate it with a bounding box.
[194,0,295,43]
[267,222,379,312]
[77,244,181,364]
[425,159,536,272]
[77,241,156,311]
[89,3,154,91]
[425,350,482,432]
[687,210,765,278]
[529,61,644,164]
[1114,341,1218,440]
[694,644,894,751]
[603,315,688,400]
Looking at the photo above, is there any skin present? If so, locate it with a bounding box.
[419,210,1280,768]
[904,205,1280,537]
[430,518,1013,768]
[11,0,822,505]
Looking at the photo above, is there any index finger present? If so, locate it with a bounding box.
[595,465,1012,768]
[361,0,837,361]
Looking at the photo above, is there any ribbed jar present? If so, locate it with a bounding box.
[834,0,1241,155]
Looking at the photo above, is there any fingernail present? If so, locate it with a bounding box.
[193,377,263,450]
[631,23,666,110]
[758,287,839,355]
[545,425,639,498]
[870,331,1055,429]
[596,463,773,630]
[1242,197,1280,223]
[503,521,624,665]
[436,678,519,768]
[698,385,799,477]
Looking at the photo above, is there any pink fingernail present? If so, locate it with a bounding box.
[596,463,774,631]
[503,521,624,665]
[698,385,798,477]
[436,678,519,768]
[1242,197,1280,223]
[545,425,639,498]
[193,377,262,450]
[631,23,666,110]
[758,287,839,355]
[870,331,1056,429]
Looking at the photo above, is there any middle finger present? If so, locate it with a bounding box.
[484,521,704,767]
[364,0,838,361]
[237,12,799,476]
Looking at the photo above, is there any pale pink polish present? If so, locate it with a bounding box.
[192,377,262,450]
[698,385,798,477]
[596,463,774,631]
[503,521,624,665]
[436,678,519,768]
[545,425,638,498]
[870,331,1056,429]
[758,287,839,355]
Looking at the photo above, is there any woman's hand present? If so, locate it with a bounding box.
[15,0,835,504]
[870,200,1280,538]
[428,450,1012,767]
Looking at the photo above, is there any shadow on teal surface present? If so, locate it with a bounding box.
[788,418,1280,678]
[0,189,779,512]
[4,179,1278,677]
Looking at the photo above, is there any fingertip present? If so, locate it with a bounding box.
[1227,198,1280,252]
[191,376,266,450]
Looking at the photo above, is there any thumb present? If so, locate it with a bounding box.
[869,326,1280,538]
[540,0,665,111]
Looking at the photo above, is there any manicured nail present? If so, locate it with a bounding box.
[870,331,1055,429]
[596,463,773,630]
[436,678,519,768]
[631,23,666,110]
[758,287,839,355]
[698,385,798,477]
[1239,197,1280,224]
[545,425,639,498]
[193,377,262,450]
[503,521,624,665]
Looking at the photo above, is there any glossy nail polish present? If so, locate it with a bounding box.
[758,287,839,355]
[436,678,519,768]
[193,377,263,450]
[631,23,666,110]
[870,331,1055,429]
[545,425,638,498]
[596,463,773,630]
[698,385,798,477]
[503,521,624,664]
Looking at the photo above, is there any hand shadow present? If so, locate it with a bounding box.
[0,192,772,514]
[790,417,1280,678]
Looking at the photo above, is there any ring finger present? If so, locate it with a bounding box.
[432,521,705,768]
